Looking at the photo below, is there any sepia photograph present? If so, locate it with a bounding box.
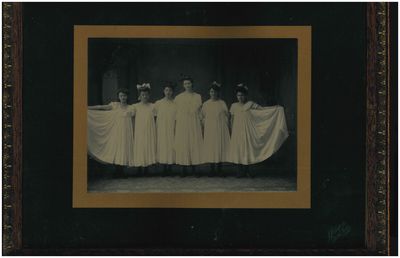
[86,37,296,193]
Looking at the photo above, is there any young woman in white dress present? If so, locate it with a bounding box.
[132,83,157,176]
[154,82,177,176]
[87,88,134,178]
[174,76,203,177]
[229,84,289,177]
[201,81,230,176]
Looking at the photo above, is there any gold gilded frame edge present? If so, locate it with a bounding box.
[2,2,394,255]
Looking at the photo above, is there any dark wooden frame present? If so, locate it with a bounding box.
[2,2,396,255]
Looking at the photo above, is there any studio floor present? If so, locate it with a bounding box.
[87,135,297,193]
[88,173,297,193]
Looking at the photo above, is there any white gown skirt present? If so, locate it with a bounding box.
[133,110,157,167]
[156,115,176,164]
[174,113,203,165]
[228,106,289,165]
[202,116,230,163]
[87,110,135,166]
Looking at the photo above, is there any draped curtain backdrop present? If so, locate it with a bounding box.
[88,38,297,174]
[88,38,297,133]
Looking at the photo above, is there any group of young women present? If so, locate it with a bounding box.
[88,77,289,178]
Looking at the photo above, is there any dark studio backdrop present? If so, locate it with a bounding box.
[22,3,368,251]
[88,38,297,176]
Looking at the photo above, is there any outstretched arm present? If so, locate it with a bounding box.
[251,102,269,110]
[88,104,112,110]
[255,105,266,110]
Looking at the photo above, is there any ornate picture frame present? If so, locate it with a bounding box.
[2,2,396,255]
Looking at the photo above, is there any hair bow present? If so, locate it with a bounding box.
[212,81,221,88]
[237,83,248,90]
[136,83,151,90]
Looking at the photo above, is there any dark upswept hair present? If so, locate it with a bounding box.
[180,75,194,83]
[209,81,222,92]
[235,83,249,95]
[116,88,129,96]
[164,81,176,90]
[138,87,151,94]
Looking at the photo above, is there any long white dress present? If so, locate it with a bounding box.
[132,102,157,167]
[228,101,289,165]
[87,102,135,166]
[154,98,176,164]
[201,99,230,163]
[174,92,203,165]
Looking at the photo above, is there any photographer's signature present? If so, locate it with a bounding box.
[328,222,351,244]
